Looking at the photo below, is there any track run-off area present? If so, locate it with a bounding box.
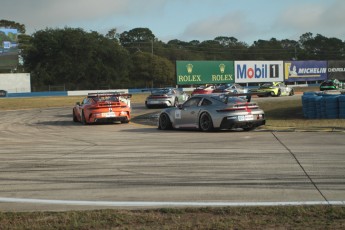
[0,98,344,211]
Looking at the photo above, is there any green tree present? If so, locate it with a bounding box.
[299,33,344,60]
[249,38,293,60]
[119,28,155,54]
[0,19,25,33]
[25,27,131,91]
[165,39,204,61]
[105,28,120,42]
[129,51,174,88]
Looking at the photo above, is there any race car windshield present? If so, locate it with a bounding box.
[261,83,273,87]
[152,89,170,94]
[321,81,334,86]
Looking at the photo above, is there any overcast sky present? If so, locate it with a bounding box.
[1,0,345,45]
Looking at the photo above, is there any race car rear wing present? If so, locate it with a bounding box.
[222,92,269,102]
[87,92,132,99]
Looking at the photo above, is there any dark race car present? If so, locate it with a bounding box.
[320,79,344,91]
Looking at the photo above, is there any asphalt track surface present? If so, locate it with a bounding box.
[0,98,345,211]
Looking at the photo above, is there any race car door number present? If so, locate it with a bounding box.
[102,112,116,117]
[238,115,253,121]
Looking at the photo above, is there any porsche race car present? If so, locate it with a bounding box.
[73,92,132,124]
[320,79,344,91]
[256,82,294,97]
[158,94,265,131]
[145,88,189,108]
[191,85,215,96]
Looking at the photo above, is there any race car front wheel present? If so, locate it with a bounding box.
[158,113,172,130]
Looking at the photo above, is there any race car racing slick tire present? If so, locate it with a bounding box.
[199,112,214,132]
[243,127,256,131]
[73,110,78,122]
[276,89,281,97]
[81,110,88,125]
[289,89,294,96]
[158,113,172,130]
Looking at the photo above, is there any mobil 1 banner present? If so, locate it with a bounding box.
[235,61,283,83]
[328,61,345,81]
[176,61,234,85]
[284,61,327,82]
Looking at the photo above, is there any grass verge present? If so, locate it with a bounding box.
[1,206,344,229]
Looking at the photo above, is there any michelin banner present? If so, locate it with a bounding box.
[284,61,327,82]
[176,61,234,85]
[328,61,345,81]
[235,61,284,83]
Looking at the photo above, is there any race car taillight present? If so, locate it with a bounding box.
[120,111,128,116]
[256,114,264,119]
[217,107,246,112]
[150,95,169,99]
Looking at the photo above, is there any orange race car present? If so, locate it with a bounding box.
[73,92,132,124]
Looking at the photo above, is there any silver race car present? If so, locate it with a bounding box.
[158,94,265,131]
[145,88,189,108]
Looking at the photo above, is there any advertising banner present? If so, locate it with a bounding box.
[284,61,327,82]
[328,61,345,81]
[235,61,284,83]
[176,61,234,85]
[0,28,19,70]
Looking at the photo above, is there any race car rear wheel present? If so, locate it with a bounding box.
[199,112,214,132]
[243,126,256,131]
[158,113,172,130]
[289,89,294,96]
[81,110,88,125]
[73,110,78,122]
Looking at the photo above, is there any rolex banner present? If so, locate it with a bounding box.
[176,61,235,85]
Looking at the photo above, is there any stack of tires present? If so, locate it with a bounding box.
[322,95,339,119]
[302,92,319,119]
[339,95,345,119]
[302,92,343,119]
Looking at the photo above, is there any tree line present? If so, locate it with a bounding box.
[1,19,345,91]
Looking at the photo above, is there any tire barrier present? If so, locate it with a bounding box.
[302,92,345,119]
[339,95,345,119]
